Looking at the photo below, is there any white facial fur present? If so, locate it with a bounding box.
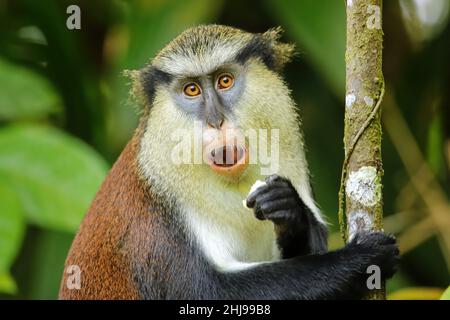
[138,59,325,272]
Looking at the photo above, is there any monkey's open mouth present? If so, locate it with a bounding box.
[211,145,245,167]
[208,145,248,178]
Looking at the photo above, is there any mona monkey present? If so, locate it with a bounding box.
[59,25,398,300]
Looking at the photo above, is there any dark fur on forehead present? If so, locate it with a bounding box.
[123,67,172,111]
[236,27,295,71]
[140,67,172,104]
[235,35,276,70]
[260,27,296,71]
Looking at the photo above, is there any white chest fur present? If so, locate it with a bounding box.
[184,205,281,272]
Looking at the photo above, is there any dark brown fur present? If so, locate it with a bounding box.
[59,130,157,299]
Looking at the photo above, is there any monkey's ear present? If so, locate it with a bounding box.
[125,68,149,102]
[262,27,296,71]
[123,69,148,112]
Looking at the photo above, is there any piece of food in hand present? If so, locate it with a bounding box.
[242,180,267,209]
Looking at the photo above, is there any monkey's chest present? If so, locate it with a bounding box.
[185,207,281,272]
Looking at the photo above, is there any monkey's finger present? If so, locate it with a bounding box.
[254,204,265,220]
[265,181,292,191]
[262,210,293,222]
[254,187,293,205]
[385,234,397,245]
[266,177,290,189]
[260,198,298,215]
[246,185,270,208]
[265,174,284,184]
[246,181,295,207]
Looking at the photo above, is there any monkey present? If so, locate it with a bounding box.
[59,25,399,300]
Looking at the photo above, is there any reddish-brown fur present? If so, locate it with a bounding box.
[59,130,155,299]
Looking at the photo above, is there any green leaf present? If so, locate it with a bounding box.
[441,286,450,300]
[0,181,25,294]
[12,228,74,299]
[0,272,18,295]
[266,0,346,95]
[0,125,109,232]
[0,58,61,121]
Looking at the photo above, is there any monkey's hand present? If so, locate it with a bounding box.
[245,175,304,224]
[343,232,399,284]
[245,174,327,257]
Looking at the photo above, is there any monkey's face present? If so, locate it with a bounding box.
[137,25,300,186]
[167,62,250,180]
[135,26,319,226]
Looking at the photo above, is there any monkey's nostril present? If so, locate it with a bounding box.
[207,119,224,129]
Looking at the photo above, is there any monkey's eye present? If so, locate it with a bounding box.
[217,73,234,90]
[183,83,201,97]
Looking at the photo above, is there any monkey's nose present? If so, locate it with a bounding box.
[207,119,224,129]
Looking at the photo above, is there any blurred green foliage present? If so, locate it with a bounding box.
[267,0,346,94]
[0,125,108,231]
[0,58,60,120]
[0,0,449,299]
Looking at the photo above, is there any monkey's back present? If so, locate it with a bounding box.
[59,136,157,300]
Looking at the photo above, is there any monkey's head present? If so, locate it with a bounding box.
[131,25,316,216]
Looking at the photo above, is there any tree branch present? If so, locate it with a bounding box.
[338,0,385,299]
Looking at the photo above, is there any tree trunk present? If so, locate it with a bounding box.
[338,0,386,299]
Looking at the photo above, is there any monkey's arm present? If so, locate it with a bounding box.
[219,232,397,299]
[132,205,398,299]
[246,175,327,258]
[162,231,398,300]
